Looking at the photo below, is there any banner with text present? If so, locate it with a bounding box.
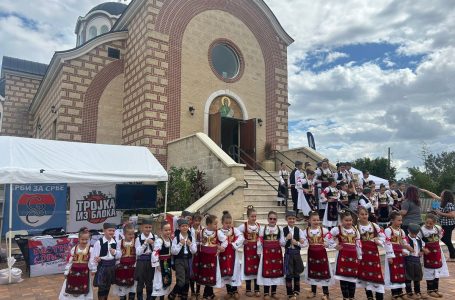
[68,184,122,232]
[28,236,78,277]
[2,184,67,235]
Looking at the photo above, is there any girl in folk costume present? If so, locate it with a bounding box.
[384,211,414,300]
[237,206,261,297]
[356,207,386,300]
[219,211,244,300]
[190,213,203,300]
[135,217,156,300]
[151,222,173,300]
[387,181,401,211]
[257,211,285,299]
[280,211,305,300]
[59,228,96,300]
[377,184,394,224]
[302,170,318,211]
[302,211,333,300]
[277,162,289,206]
[419,214,450,298]
[320,178,340,229]
[113,224,137,300]
[297,168,313,218]
[338,182,349,209]
[196,215,227,300]
[328,210,362,300]
[92,223,120,300]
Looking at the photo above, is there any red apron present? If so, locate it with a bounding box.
[359,240,384,284]
[244,222,260,276]
[335,227,358,279]
[65,245,91,295]
[389,230,406,284]
[196,229,218,286]
[424,240,442,269]
[115,240,136,287]
[219,228,236,277]
[307,228,331,280]
[191,227,202,281]
[262,240,283,278]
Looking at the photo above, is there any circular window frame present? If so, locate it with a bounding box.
[208,39,244,83]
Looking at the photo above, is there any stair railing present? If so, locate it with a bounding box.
[273,149,294,171]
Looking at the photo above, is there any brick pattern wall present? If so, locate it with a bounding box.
[1,73,41,137]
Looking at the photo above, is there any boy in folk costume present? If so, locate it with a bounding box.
[328,210,362,300]
[113,224,137,300]
[151,222,173,300]
[418,214,450,298]
[377,183,394,224]
[219,211,244,300]
[359,188,376,222]
[302,212,333,300]
[92,223,119,300]
[196,214,227,300]
[280,211,305,300]
[135,217,156,300]
[190,212,203,300]
[356,207,386,300]
[170,218,197,300]
[277,162,289,206]
[257,211,285,299]
[387,181,401,211]
[384,211,414,300]
[320,178,340,229]
[404,224,427,300]
[59,228,96,300]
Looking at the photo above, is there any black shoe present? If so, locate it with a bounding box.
[137,294,144,300]
[129,293,136,300]
[120,297,127,300]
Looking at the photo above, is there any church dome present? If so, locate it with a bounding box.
[87,2,128,16]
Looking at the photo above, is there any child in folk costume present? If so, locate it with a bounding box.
[237,206,261,297]
[135,217,156,300]
[302,211,333,300]
[297,168,312,218]
[384,211,414,300]
[277,162,289,206]
[113,224,137,300]
[92,223,119,300]
[338,182,349,209]
[356,207,386,300]
[328,210,362,300]
[170,219,197,300]
[302,170,317,211]
[219,211,244,300]
[359,188,376,223]
[190,212,203,300]
[59,228,96,300]
[387,181,401,211]
[196,215,227,300]
[320,178,340,229]
[151,222,173,300]
[257,211,285,299]
[316,159,333,189]
[419,214,449,298]
[404,224,427,300]
[281,211,305,300]
[377,184,393,224]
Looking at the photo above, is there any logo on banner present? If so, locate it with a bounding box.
[76,191,116,224]
[17,193,56,227]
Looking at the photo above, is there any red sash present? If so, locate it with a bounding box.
[389,242,406,283]
[219,243,235,277]
[115,240,136,286]
[335,243,358,278]
[262,240,283,278]
[424,241,442,269]
[196,229,218,286]
[358,240,384,284]
[307,244,331,280]
[65,246,90,295]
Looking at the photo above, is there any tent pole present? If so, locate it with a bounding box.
[164,181,169,214]
[8,184,13,284]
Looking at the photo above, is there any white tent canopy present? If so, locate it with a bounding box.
[350,167,389,188]
[0,136,168,184]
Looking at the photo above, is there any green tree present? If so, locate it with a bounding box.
[352,157,397,181]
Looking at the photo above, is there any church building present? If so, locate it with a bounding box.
[0,0,293,167]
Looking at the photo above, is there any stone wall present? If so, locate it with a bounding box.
[276,147,337,171]
[1,73,41,137]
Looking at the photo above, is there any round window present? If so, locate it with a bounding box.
[210,43,240,80]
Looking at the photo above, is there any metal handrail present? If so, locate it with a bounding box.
[228,145,290,211]
[273,149,295,170]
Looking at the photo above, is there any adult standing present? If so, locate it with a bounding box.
[421,189,455,261]
[400,186,423,235]
[289,161,302,212]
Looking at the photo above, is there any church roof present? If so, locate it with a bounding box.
[0,78,5,98]
[87,2,128,16]
[1,56,48,77]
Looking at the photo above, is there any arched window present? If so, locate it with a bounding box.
[88,26,97,40]
[100,25,109,34]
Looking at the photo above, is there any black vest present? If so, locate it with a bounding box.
[99,237,117,257]
[360,195,370,204]
[289,168,297,185]
[139,234,156,254]
[408,236,423,251]
[174,230,193,259]
[283,226,300,250]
